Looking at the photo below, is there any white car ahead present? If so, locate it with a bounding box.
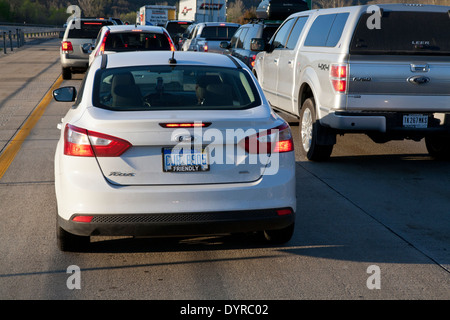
[53,51,296,251]
[88,25,175,66]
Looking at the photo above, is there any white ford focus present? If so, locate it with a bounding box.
[53,51,296,251]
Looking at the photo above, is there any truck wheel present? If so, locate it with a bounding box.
[425,135,450,159]
[299,98,333,161]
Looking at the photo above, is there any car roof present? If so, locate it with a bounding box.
[101,51,242,70]
[289,3,450,18]
[197,22,241,27]
[104,25,166,33]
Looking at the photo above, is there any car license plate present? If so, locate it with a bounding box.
[403,114,428,128]
[163,147,209,172]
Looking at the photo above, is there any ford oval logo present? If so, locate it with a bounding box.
[407,76,430,85]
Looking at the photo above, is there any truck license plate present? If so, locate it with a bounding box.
[403,114,428,128]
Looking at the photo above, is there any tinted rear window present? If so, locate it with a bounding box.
[68,20,114,39]
[200,26,239,40]
[166,22,192,36]
[350,11,450,55]
[105,32,171,51]
[93,66,261,111]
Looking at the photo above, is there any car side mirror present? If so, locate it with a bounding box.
[53,86,77,102]
[220,41,230,49]
[250,38,265,52]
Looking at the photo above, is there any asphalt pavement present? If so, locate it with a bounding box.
[0,37,62,159]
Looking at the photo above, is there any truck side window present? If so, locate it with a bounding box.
[285,16,308,50]
[272,18,296,49]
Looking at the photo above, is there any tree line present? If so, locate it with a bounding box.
[1,0,449,26]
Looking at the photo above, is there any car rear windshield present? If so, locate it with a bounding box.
[350,11,450,55]
[166,22,192,36]
[68,20,114,39]
[104,32,171,51]
[93,65,261,111]
[200,26,239,40]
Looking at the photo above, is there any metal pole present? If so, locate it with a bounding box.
[3,32,6,54]
[16,29,20,47]
[9,30,13,51]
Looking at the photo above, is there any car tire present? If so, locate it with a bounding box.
[57,225,90,252]
[425,135,450,159]
[263,223,295,244]
[62,67,72,80]
[299,98,333,161]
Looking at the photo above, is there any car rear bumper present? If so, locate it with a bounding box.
[60,53,89,70]
[55,148,297,237]
[58,208,295,237]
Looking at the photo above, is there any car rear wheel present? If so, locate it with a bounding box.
[299,98,333,161]
[263,223,295,244]
[425,135,450,159]
[57,225,89,252]
[62,67,72,80]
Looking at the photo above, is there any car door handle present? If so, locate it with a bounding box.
[274,58,279,64]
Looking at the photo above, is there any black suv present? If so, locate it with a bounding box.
[222,20,281,68]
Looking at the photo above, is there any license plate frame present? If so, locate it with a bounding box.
[162,147,209,172]
[402,114,428,129]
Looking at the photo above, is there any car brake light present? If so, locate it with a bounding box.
[250,54,256,67]
[159,122,211,128]
[64,124,131,157]
[241,122,294,154]
[62,41,73,53]
[203,42,208,52]
[330,64,348,93]
[164,31,176,51]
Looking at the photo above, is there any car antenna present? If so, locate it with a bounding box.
[168,51,177,64]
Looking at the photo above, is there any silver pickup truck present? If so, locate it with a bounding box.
[253,4,450,161]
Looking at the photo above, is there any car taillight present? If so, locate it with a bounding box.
[95,30,110,57]
[62,41,73,53]
[64,124,131,157]
[330,64,347,93]
[250,54,256,67]
[241,123,294,154]
[203,42,208,52]
[164,31,176,51]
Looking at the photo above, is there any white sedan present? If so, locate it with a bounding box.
[53,51,296,251]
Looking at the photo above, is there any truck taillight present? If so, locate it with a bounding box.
[240,123,294,154]
[62,41,73,53]
[330,64,348,93]
[64,124,131,157]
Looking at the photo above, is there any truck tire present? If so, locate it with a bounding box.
[425,135,450,159]
[299,98,333,161]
